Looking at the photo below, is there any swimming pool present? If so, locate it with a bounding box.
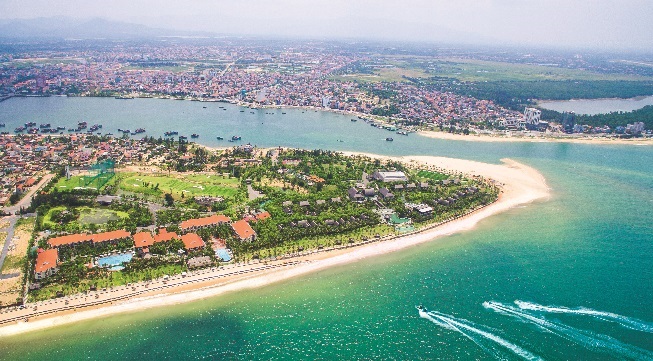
[97,253,133,270]
[215,249,232,262]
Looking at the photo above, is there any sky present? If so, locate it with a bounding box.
[0,0,651,50]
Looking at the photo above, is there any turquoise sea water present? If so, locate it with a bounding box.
[1,97,652,360]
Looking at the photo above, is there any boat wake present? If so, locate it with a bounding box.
[514,300,653,334]
[484,301,653,360]
[417,307,543,360]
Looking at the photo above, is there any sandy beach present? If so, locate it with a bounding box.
[0,154,549,337]
[419,130,653,145]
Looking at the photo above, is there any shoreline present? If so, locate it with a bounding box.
[0,154,550,337]
[419,130,653,145]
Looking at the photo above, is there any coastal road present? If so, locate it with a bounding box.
[0,216,18,276]
[2,173,55,215]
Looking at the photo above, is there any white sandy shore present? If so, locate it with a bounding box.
[0,155,549,337]
[419,130,653,145]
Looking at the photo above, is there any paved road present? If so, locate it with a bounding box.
[2,173,55,215]
[0,216,18,276]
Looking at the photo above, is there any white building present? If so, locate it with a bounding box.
[523,107,542,127]
[373,170,409,183]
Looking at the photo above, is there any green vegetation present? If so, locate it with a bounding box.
[416,170,450,181]
[42,206,130,229]
[544,105,653,130]
[53,175,108,191]
[428,79,653,111]
[118,172,240,200]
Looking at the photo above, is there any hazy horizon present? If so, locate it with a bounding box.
[0,0,652,51]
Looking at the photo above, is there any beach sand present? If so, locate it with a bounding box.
[419,130,653,145]
[0,154,549,337]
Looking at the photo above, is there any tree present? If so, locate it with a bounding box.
[164,193,174,207]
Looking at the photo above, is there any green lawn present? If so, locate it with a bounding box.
[416,170,450,181]
[42,206,128,227]
[119,173,240,200]
[78,207,128,225]
[52,175,108,191]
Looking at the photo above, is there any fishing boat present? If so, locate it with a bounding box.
[216,136,224,140]
[351,118,358,122]
[179,135,188,140]
[134,128,146,134]
[14,126,25,133]
[0,123,5,127]
[25,122,36,127]
[386,137,394,141]
[231,135,241,141]
[115,95,134,99]
[39,123,51,128]
[396,131,408,136]
[191,134,199,138]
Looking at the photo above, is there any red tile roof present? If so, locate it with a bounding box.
[255,211,271,221]
[91,230,131,244]
[134,232,155,248]
[232,220,256,240]
[154,229,179,243]
[180,214,231,230]
[47,233,93,247]
[181,233,205,250]
[35,249,58,273]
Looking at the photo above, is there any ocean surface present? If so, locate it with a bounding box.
[538,95,653,115]
[1,97,652,360]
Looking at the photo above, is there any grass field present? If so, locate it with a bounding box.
[416,170,450,181]
[53,175,110,191]
[118,172,241,200]
[333,57,653,83]
[42,206,128,227]
[78,207,128,225]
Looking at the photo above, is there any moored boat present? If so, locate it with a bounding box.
[386,137,394,141]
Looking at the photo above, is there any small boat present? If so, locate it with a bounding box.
[14,127,25,133]
[134,128,146,134]
[396,131,408,136]
[231,135,241,141]
[179,135,188,140]
[56,126,65,130]
[240,110,245,112]
[202,106,207,108]
[122,129,131,134]
[386,137,394,141]
[351,118,358,122]
[0,131,9,135]
[115,96,134,99]
[216,136,224,140]
[25,122,36,127]
[39,123,51,128]
[282,112,287,114]
[0,123,5,127]
[191,134,199,138]
[416,305,428,314]
[164,131,178,136]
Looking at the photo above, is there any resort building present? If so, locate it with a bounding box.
[180,214,231,231]
[232,220,256,242]
[34,249,59,280]
[91,230,131,245]
[133,231,156,249]
[372,171,409,183]
[47,233,93,248]
[180,233,206,251]
[154,229,179,243]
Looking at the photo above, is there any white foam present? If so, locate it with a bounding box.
[514,300,653,334]
[419,308,542,361]
[485,301,653,360]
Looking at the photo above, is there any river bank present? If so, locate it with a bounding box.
[0,154,549,337]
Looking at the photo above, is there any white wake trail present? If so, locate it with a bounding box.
[485,301,653,360]
[418,308,543,361]
[514,300,653,334]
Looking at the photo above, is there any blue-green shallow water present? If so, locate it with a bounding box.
[1,97,652,360]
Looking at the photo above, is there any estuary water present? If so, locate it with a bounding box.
[537,95,653,115]
[1,97,652,360]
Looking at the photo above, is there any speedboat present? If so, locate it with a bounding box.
[416,305,428,313]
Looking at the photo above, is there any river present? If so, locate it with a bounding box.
[538,95,653,115]
[0,96,652,360]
